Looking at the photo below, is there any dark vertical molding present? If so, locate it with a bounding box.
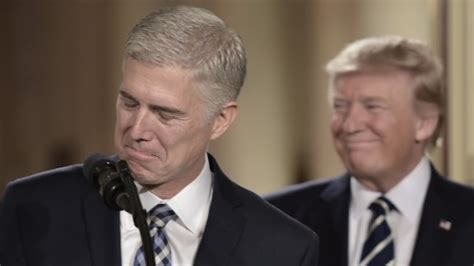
[440,0,449,176]
[275,1,314,183]
[0,1,13,196]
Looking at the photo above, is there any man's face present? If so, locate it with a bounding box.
[330,70,429,185]
[114,59,217,195]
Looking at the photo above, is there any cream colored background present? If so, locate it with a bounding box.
[1,0,472,196]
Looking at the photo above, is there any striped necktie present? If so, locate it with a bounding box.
[360,196,397,266]
[134,203,177,266]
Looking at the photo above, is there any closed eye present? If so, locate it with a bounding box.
[118,90,139,109]
[155,110,177,121]
[362,97,388,112]
[150,106,185,121]
[332,100,350,113]
[364,102,386,112]
[366,103,382,109]
[123,99,138,108]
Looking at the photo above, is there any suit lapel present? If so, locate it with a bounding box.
[194,155,245,266]
[410,169,453,265]
[82,189,121,266]
[320,175,351,266]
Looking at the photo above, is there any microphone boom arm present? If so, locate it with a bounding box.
[116,160,156,266]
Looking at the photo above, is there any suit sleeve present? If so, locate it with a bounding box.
[0,183,27,266]
[300,232,319,266]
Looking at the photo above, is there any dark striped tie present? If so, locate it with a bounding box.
[360,196,397,266]
[134,203,177,266]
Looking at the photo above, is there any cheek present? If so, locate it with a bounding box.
[372,117,405,139]
[114,114,126,141]
[115,109,132,130]
[114,110,133,146]
[330,116,342,136]
[330,120,345,149]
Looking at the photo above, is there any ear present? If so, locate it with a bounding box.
[210,102,239,140]
[415,114,439,143]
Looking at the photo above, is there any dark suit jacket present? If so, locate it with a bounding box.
[266,166,474,266]
[0,154,319,266]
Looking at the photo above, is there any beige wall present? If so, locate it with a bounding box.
[447,0,474,185]
[1,0,467,196]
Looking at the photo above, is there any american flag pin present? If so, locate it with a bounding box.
[439,219,452,231]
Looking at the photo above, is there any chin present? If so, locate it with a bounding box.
[349,168,373,179]
[131,173,155,185]
[346,159,378,175]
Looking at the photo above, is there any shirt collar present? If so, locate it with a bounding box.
[350,156,431,224]
[135,155,213,234]
[385,157,430,223]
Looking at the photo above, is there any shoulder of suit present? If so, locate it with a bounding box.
[220,177,314,224]
[3,164,87,201]
[10,164,84,186]
[232,182,318,239]
[432,174,474,201]
[263,175,344,203]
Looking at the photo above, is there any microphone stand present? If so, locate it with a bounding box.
[117,160,156,266]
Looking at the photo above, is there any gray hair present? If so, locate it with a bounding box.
[125,6,247,119]
[326,35,444,147]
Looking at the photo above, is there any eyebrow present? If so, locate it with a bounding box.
[333,93,386,102]
[118,90,185,116]
[361,96,387,103]
[119,90,137,101]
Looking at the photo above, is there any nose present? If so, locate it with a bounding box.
[129,109,154,142]
[341,105,367,134]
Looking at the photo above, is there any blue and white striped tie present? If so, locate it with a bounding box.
[134,203,177,266]
[360,196,397,266]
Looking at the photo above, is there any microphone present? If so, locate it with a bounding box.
[83,154,132,213]
[83,154,156,265]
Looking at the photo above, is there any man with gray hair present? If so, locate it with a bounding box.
[267,36,474,266]
[0,6,318,266]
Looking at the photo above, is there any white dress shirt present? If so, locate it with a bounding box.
[348,157,431,266]
[120,156,213,266]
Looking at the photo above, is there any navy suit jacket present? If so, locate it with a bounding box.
[0,154,319,266]
[266,166,474,266]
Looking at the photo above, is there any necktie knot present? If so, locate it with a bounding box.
[134,203,176,266]
[369,196,396,217]
[149,203,177,229]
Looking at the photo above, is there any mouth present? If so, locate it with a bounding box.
[341,139,379,149]
[124,145,158,161]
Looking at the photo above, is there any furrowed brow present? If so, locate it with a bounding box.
[119,89,186,116]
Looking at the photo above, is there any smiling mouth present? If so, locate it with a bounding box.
[342,139,379,148]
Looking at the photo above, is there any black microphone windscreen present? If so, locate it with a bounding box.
[83,153,114,185]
